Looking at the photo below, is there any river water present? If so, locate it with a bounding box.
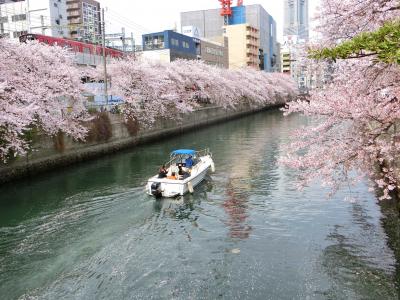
[0,110,399,299]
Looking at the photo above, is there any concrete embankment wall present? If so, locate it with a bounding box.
[0,102,284,183]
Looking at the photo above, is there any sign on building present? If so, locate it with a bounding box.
[182,26,202,38]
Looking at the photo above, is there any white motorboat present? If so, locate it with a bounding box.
[146,149,215,198]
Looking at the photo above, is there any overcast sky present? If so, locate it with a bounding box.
[100,0,319,44]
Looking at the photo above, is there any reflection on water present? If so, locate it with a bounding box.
[224,180,252,239]
[0,110,398,299]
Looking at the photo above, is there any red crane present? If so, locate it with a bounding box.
[219,0,243,24]
[219,0,233,18]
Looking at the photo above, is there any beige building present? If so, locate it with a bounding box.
[199,37,229,68]
[223,23,260,70]
[66,0,101,42]
[281,49,291,73]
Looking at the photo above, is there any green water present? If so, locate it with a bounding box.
[0,110,398,299]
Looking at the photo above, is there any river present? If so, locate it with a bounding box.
[0,109,398,299]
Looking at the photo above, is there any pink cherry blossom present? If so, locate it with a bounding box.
[102,57,297,125]
[0,39,90,161]
[282,0,400,199]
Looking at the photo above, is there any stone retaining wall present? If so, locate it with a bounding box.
[0,102,284,183]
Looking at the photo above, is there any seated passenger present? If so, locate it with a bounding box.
[185,156,194,168]
[158,165,168,178]
[178,164,184,176]
[167,172,177,180]
[178,164,190,179]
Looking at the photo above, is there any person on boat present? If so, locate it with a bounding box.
[167,172,177,180]
[158,165,168,178]
[178,164,190,179]
[185,156,194,168]
[178,164,184,175]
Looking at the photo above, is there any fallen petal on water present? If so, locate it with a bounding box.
[231,248,241,254]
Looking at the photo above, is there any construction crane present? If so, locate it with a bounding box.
[219,0,243,25]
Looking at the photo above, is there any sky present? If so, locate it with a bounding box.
[100,0,319,45]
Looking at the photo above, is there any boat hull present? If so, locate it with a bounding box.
[147,155,213,198]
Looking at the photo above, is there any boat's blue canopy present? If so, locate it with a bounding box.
[171,149,196,156]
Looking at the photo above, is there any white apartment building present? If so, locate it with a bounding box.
[0,0,68,39]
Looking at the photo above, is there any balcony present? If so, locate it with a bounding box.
[246,48,257,55]
[67,4,79,10]
[68,11,80,17]
[246,38,258,45]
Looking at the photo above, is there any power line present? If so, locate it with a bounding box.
[106,8,151,33]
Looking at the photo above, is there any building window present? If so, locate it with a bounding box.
[0,16,8,23]
[144,36,153,50]
[171,38,179,47]
[153,35,164,49]
[11,14,26,22]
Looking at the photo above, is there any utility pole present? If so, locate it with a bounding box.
[121,27,126,52]
[101,8,108,107]
[40,15,45,35]
[26,0,31,33]
[131,32,135,59]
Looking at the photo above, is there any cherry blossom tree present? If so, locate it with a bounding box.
[104,57,297,126]
[0,39,90,161]
[0,36,296,163]
[281,0,400,199]
[315,0,400,44]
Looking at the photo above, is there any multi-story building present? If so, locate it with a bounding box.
[142,30,229,68]
[223,23,259,69]
[281,48,291,73]
[282,0,310,92]
[283,0,309,41]
[274,42,282,72]
[66,0,101,42]
[0,0,68,39]
[142,30,198,62]
[182,26,229,68]
[199,37,229,68]
[181,4,278,72]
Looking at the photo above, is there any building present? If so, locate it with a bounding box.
[223,24,259,69]
[283,0,309,41]
[142,30,197,62]
[181,4,278,72]
[282,1,310,91]
[0,0,68,39]
[0,0,24,4]
[182,26,229,68]
[66,0,101,42]
[281,48,291,73]
[198,37,229,68]
[274,42,282,72]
